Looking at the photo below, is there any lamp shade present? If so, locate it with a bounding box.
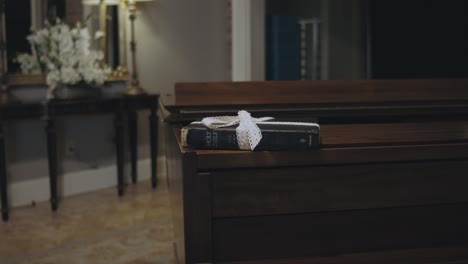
[128,0,153,3]
[82,0,120,5]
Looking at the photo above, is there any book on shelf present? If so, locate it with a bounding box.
[181,121,320,151]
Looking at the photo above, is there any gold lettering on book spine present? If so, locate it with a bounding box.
[181,127,189,147]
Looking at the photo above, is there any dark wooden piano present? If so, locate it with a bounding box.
[161,79,468,264]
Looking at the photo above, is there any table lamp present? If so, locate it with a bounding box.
[125,0,152,96]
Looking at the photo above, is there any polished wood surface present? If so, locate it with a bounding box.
[162,80,468,124]
[321,121,468,146]
[172,118,468,169]
[165,79,468,109]
[213,160,468,217]
[222,245,468,264]
[163,80,468,264]
[166,125,212,263]
[213,204,468,262]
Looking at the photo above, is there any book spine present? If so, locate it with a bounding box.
[185,128,318,150]
[186,128,240,150]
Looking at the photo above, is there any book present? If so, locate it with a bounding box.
[181,121,320,151]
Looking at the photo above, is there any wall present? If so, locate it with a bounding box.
[231,0,265,81]
[321,0,366,80]
[136,0,230,96]
[7,0,229,207]
[133,0,229,160]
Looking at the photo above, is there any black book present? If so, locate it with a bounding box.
[181,121,320,151]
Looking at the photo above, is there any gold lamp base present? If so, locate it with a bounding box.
[126,81,147,96]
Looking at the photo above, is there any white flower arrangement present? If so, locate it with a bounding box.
[15,19,111,99]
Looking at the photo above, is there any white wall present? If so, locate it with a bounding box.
[130,0,230,165]
[135,0,230,96]
[7,0,230,207]
[231,0,265,81]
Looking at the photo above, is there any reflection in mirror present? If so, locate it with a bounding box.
[4,0,124,74]
[5,0,70,73]
[266,0,468,80]
[82,0,123,70]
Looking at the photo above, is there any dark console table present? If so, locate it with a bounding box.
[0,94,159,221]
[162,80,468,263]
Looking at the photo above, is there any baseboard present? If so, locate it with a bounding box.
[7,158,158,208]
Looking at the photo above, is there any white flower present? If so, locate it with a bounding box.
[58,25,73,56]
[15,20,111,100]
[60,67,81,84]
[46,69,61,89]
[94,30,104,40]
[15,53,40,74]
[75,27,91,56]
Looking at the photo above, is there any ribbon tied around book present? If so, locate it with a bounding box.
[201,110,274,150]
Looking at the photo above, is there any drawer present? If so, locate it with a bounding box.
[212,160,468,217]
[213,204,468,262]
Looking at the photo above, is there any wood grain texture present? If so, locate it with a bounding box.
[213,204,468,262]
[165,123,187,263]
[171,119,468,168]
[213,160,468,217]
[166,125,213,264]
[183,172,212,263]
[320,121,468,147]
[195,143,468,169]
[164,80,468,263]
[161,103,468,124]
[164,80,468,109]
[161,80,468,123]
[221,245,468,264]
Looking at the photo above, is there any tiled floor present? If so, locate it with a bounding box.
[0,177,175,264]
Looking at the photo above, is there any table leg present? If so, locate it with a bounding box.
[46,118,58,211]
[149,106,158,189]
[128,111,138,184]
[0,123,9,221]
[115,112,125,196]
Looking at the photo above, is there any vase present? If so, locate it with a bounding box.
[53,84,102,100]
[100,80,127,98]
[8,84,49,103]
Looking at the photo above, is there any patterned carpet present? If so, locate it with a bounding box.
[0,176,175,264]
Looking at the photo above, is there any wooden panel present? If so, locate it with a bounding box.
[221,245,468,264]
[162,80,468,123]
[188,120,468,169]
[196,142,468,169]
[164,80,468,110]
[176,120,468,149]
[321,121,468,147]
[213,160,468,217]
[165,124,188,263]
[162,106,468,125]
[183,172,212,263]
[166,125,213,264]
[212,204,468,262]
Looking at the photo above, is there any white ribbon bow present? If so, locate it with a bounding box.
[201,110,274,150]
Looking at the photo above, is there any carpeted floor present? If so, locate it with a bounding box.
[0,176,175,264]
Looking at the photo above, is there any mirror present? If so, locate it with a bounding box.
[266,0,468,80]
[2,0,126,75]
[82,0,127,71]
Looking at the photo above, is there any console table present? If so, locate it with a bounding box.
[0,94,159,221]
[162,80,468,263]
